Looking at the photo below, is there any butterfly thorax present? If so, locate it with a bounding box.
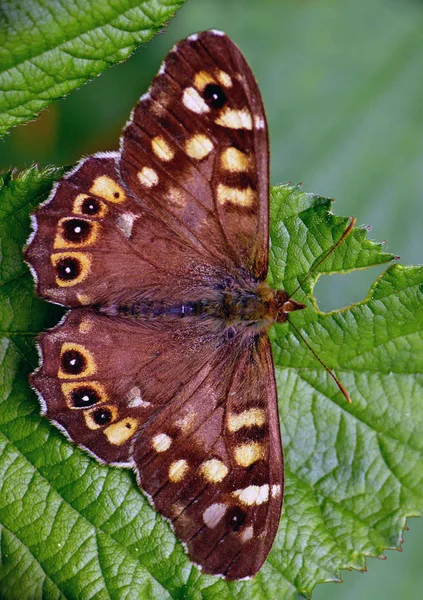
[110,282,305,330]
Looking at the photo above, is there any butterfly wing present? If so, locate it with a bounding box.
[31,309,220,463]
[25,31,269,307]
[24,154,227,307]
[135,332,283,580]
[31,310,282,579]
[120,29,269,279]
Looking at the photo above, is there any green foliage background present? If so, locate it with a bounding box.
[1,0,423,598]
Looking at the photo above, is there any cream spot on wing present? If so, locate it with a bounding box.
[175,409,196,432]
[194,71,215,91]
[138,167,159,188]
[152,433,172,453]
[232,484,269,506]
[78,319,92,333]
[77,293,91,306]
[182,87,210,114]
[150,101,166,117]
[254,115,266,130]
[217,70,232,88]
[169,459,189,482]
[227,408,266,432]
[152,136,175,162]
[150,91,170,117]
[203,503,227,528]
[215,107,252,130]
[90,176,126,203]
[200,459,228,483]
[116,213,136,238]
[234,442,265,467]
[185,134,214,160]
[171,502,185,518]
[104,418,138,445]
[240,525,254,543]
[217,184,256,207]
[127,387,150,408]
[167,187,186,208]
[221,147,250,173]
[271,484,282,498]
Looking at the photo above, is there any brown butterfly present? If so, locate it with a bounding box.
[24,30,308,579]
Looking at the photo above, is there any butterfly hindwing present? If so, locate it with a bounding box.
[32,309,226,464]
[135,332,282,579]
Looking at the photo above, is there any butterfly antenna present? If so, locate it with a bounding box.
[289,216,357,299]
[286,316,352,403]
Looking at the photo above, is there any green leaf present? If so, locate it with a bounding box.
[268,187,423,596]
[1,169,422,599]
[0,0,184,137]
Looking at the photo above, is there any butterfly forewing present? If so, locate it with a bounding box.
[120,30,269,279]
[24,30,283,580]
[24,155,229,307]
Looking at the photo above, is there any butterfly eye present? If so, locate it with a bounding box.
[58,343,96,379]
[54,218,98,251]
[62,381,107,411]
[81,197,102,215]
[61,349,87,375]
[203,83,227,109]
[55,256,81,282]
[71,385,101,408]
[73,193,108,218]
[61,219,92,244]
[226,506,247,531]
[51,252,92,287]
[92,408,113,425]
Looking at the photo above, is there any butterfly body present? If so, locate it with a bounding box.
[24,30,293,580]
[105,281,303,331]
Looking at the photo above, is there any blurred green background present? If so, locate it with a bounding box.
[1,0,422,597]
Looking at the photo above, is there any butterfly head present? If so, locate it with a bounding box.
[273,291,306,323]
[251,283,305,327]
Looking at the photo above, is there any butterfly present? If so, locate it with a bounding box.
[24,30,308,580]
